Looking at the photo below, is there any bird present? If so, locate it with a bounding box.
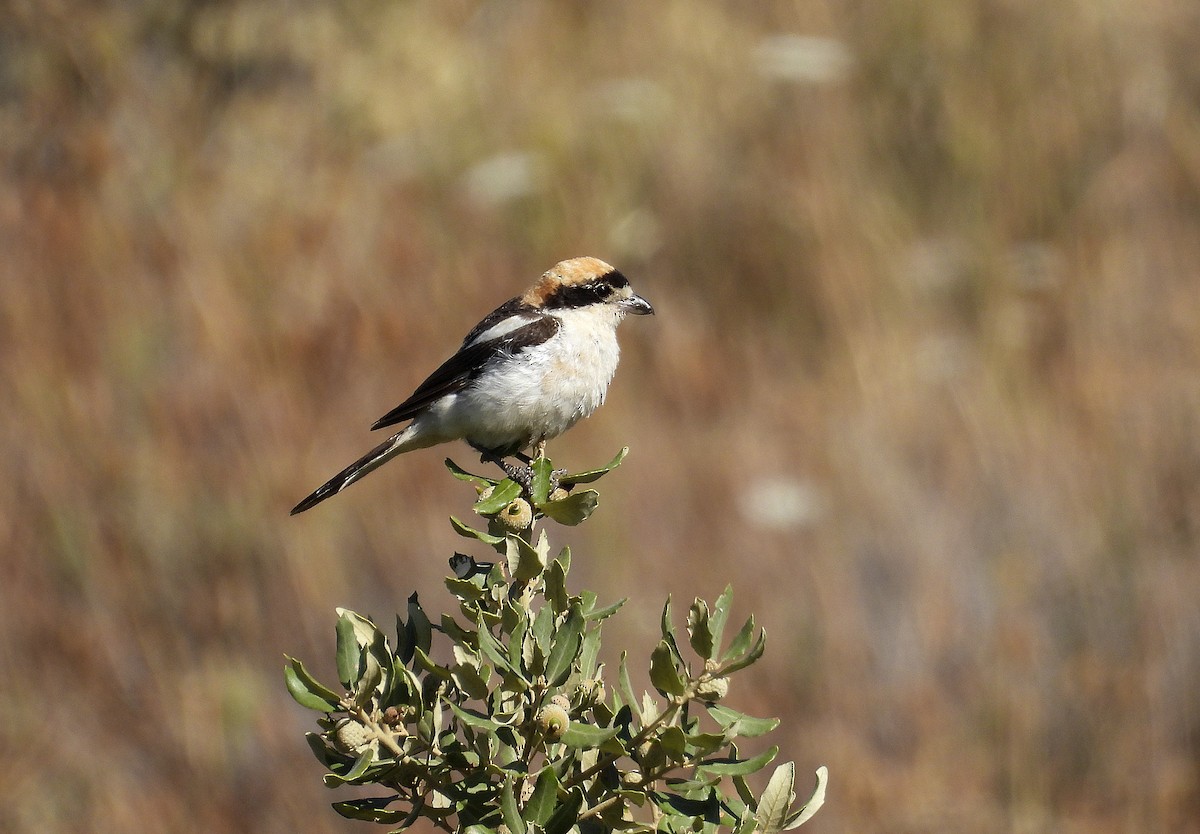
[291,257,653,514]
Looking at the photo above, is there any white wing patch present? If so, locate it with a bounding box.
[465,314,538,347]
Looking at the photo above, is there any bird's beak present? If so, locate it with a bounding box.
[621,293,654,316]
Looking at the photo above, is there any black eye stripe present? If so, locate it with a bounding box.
[543,271,631,309]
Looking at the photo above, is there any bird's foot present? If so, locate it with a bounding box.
[475,447,535,489]
[501,459,535,489]
[547,468,568,495]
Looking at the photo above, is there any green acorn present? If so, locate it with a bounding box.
[536,703,570,740]
[494,498,533,533]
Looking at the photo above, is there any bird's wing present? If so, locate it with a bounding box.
[370,310,560,431]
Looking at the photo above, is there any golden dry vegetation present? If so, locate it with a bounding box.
[3,1,1199,832]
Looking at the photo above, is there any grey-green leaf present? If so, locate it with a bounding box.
[537,489,599,526]
[781,766,828,829]
[697,744,778,776]
[755,761,795,834]
[284,657,340,712]
[525,765,561,825]
[708,586,734,654]
[450,515,505,547]
[687,598,714,660]
[336,613,360,688]
[530,457,553,505]
[474,478,522,515]
[506,534,547,581]
[560,723,621,749]
[332,796,405,823]
[406,594,433,658]
[559,447,628,485]
[444,458,497,487]
[545,605,584,687]
[720,628,766,676]
[722,615,756,664]
[544,786,584,834]
[706,704,780,738]
[649,641,686,696]
[500,778,527,834]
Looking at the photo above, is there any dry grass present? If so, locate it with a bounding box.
[3,1,1200,831]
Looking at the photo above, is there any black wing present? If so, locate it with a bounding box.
[370,310,560,431]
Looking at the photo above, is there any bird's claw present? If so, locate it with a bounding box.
[501,460,535,489]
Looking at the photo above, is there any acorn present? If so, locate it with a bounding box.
[536,703,570,740]
[574,678,606,707]
[494,498,533,533]
[332,718,372,755]
[693,676,730,703]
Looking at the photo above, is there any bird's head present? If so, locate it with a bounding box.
[522,257,654,317]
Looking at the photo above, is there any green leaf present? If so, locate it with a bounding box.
[698,744,778,776]
[332,795,405,823]
[531,604,554,658]
[444,457,497,487]
[476,617,530,689]
[450,660,490,701]
[560,723,621,749]
[781,766,827,829]
[406,594,433,658]
[412,646,452,681]
[343,747,377,784]
[525,765,561,825]
[544,558,570,613]
[659,597,685,663]
[708,586,734,655]
[305,732,333,766]
[448,702,503,734]
[618,654,642,721]
[650,641,686,696]
[395,614,412,666]
[545,604,585,687]
[560,447,628,485]
[722,615,756,664]
[755,761,795,834]
[687,598,714,660]
[530,457,554,505]
[583,596,627,622]
[652,790,721,821]
[733,773,757,811]
[544,786,584,834]
[474,478,522,515]
[706,705,780,738]
[500,778,527,834]
[732,817,758,834]
[506,534,547,581]
[284,656,340,712]
[537,489,599,525]
[578,629,602,678]
[450,515,505,547]
[445,576,485,603]
[336,613,360,688]
[720,629,766,676]
[355,653,383,706]
[684,732,727,756]
[659,726,687,760]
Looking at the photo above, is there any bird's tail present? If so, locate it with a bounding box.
[291,426,425,515]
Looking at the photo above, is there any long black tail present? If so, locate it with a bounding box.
[290,433,408,514]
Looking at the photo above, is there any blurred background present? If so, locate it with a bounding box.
[3,1,1199,831]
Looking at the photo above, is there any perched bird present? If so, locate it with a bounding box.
[291,257,653,514]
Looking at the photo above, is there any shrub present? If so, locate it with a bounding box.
[285,451,826,833]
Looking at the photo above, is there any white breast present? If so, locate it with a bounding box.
[434,306,623,451]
